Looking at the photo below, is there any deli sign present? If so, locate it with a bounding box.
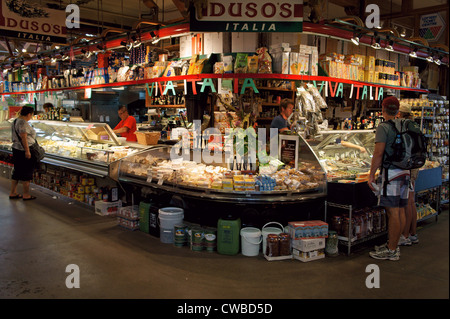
[0,0,67,43]
[190,0,303,32]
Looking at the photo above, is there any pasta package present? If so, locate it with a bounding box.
[247,55,259,73]
[256,47,272,74]
[223,55,234,73]
[214,62,225,74]
[234,53,248,73]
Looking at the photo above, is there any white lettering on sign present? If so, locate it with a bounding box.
[198,0,303,22]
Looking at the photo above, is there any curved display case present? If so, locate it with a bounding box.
[308,130,375,181]
[0,120,146,177]
[112,133,327,204]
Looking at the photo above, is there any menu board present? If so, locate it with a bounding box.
[279,135,299,169]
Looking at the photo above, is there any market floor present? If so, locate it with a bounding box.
[0,178,448,300]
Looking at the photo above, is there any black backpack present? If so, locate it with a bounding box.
[383,119,427,170]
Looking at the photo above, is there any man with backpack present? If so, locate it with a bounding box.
[367,96,426,261]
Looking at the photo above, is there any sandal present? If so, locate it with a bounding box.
[23,196,37,201]
[9,194,23,199]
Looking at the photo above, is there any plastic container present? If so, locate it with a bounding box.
[139,201,151,234]
[217,216,241,255]
[240,227,262,257]
[262,222,284,255]
[158,207,184,244]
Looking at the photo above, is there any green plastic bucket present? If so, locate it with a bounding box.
[217,216,241,255]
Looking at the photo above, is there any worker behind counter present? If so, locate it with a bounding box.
[270,98,294,132]
[113,105,137,142]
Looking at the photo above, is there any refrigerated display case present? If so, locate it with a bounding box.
[0,120,146,177]
[308,130,376,181]
[111,133,327,204]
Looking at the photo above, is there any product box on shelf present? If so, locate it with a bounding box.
[95,200,122,216]
[291,237,326,252]
[287,220,328,240]
[292,248,325,262]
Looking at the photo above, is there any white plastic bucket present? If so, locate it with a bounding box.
[158,207,184,244]
[240,227,262,257]
[262,222,285,255]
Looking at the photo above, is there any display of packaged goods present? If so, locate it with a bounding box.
[291,238,326,252]
[287,220,328,240]
[292,248,325,262]
[117,205,140,220]
[95,200,122,216]
[117,217,140,230]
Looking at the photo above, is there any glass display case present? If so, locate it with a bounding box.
[308,130,376,181]
[112,134,327,204]
[0,120,146,177]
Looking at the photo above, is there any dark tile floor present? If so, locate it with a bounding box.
[0,177,448,299]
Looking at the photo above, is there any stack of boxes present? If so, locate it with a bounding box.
[117,205,140,230]
[287,220,328,262]
[270,43,318,76]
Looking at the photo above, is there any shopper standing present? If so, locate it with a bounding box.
[368,96,410,260]
[397,101,419,245]
[270,99,294,132]
[113,105,137,142]
[9,106,37,201]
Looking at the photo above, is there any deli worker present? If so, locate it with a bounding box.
[113,105,137,142]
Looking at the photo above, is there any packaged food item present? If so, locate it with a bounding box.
[223,55,234,73]
[193,59,207,74]
[234,53,248,73]
[289,52,299,75]
[256,47,272,74]
[214,62,225,74]
[266,234,279,257]
[247,55,259,73]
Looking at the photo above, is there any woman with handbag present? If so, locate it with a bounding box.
[9,106,38,201]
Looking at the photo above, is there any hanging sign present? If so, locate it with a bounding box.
[419,13,445,42]
[190,0,303,32]
[0,0,67,43]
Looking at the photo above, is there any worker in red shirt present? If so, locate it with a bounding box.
[113,105,137,142]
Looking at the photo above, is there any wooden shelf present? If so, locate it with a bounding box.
[147,104,185,108]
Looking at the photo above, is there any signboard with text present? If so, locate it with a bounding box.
[0,0,67,43]
[190,0,303,32]
[419,13,445,42]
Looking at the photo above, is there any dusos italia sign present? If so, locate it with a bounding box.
[190,0,303,32]
[0,0,67,43]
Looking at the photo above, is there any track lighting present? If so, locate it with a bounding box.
[150,31,160,44]
[409,47,418,58]
[426,50,434,62]
[384,36,394,51]
[434,56,442,65]
[351,32,363,46]
[371,36,381,49]
[51,57,57,63]
[400,28,406,37]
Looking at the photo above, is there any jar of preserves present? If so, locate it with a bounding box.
[325,230,339,257]
[266,234,279,257]
[373,209,381,233]
[342,216,355,240]
[331,215,343,236]
[278,233,291,256]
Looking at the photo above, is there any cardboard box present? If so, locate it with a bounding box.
[288,220,328,240]
[365,56,375,72]
[291,238,326,252]
[292,248,325,262]
[95,200,122,216]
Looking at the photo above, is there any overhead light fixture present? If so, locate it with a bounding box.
[120,40,127,47]
[22,48,27,53]
[150,31,160,44]
[126,41,133,51]
[37,54,43,63]
[409,47,418,58]
[351,32,363,46]
[426,50,434,62]
[385,38,394,52]
[371,35,381,49]
[61,51,69,60]
[85,50,92,58]
[132,35,142,48]
[51,57,57,63]
[400,28,406,37]
[434,55,443,65]
[20,61,27,70]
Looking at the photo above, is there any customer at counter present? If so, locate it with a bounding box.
[9,106,37,201]
[271,99,294,132]
[113,105,137,142]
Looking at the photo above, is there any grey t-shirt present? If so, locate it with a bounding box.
[12,118,36,151]
[270,115,288,131]
[375,118,413,169]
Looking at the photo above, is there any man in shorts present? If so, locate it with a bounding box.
[368,96,410,261]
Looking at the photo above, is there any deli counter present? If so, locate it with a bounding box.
[110,133,327,205]
[0,120,147,177]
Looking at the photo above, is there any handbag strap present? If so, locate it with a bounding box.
[13,119,37,149]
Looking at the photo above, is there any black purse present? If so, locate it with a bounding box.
[13,119,45,162]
